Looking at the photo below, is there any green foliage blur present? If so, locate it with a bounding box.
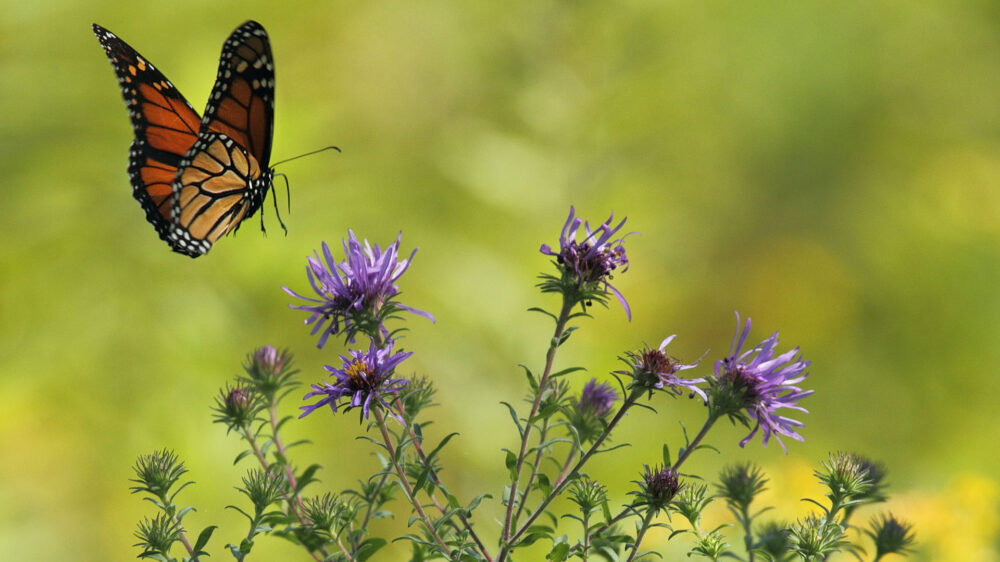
[1,1,998,560]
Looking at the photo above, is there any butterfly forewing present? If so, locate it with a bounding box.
[200,21,275,169]
[166,20,276,257]
[93,23,202,250]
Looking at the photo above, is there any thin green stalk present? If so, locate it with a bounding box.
[624,510,656,562]
[511,419,551,529]
[373,407,453,556]
[738,502,754,562]
[154,493,198,561]
[499,298,574,560]
[393,399,493,561]
[238,424,327,562]
[504,393,636,553]
[671,413,717,472]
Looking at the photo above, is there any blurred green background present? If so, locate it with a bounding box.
[1,0,998,560]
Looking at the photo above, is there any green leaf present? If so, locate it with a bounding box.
[550,366,586,378]
[239,537,254,554]
[356,537,388,561]
[527,307,558,322]
[602,500,613,524]
[662,444,672,467]
[296,464,322,492]
[536,473,552,497]
[519,364,539,392]
[500,402,524,437]
[193,525,217,553]
[426,432,460,462]
[505,450,518,481]
[546,542,570,561]
[176,506,195,521]
[234,449,254,465]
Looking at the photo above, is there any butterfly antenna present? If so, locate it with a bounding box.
[271,145,341,168]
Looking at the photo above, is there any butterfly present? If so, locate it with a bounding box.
[93,21,278,258]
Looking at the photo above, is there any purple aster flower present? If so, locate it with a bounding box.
[284,231,434,348]
[300,339,412,422]
[579,379,617,417]
[626,335,707,402]
[540,206,632,319]
[715,313,812,452]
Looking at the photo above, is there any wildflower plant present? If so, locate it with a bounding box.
[127,210,915,561]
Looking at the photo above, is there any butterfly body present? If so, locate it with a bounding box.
[93,21,276,257]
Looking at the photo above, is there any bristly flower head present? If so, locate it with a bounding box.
[710,313,812,453]
[631,464,682,514]
[284,231,434,348]
[300,338,411,422]
[212,383,260,429]
[243,346,297,399]
[865,513,916,559]
[130,449,187,499]
[621,335,706,402]
[539,206,632,319]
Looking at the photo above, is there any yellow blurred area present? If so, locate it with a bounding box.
[1,0,998,560]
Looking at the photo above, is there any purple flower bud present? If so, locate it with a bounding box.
[579,379,617,417]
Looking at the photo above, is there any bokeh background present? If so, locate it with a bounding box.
[2,1,998,560]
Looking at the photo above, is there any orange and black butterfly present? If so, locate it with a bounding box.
[93,21,277,257]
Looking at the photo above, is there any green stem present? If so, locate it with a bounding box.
[671,413,717,472]
[373,407,453,556]
[354,471,390,551]
[625,510,656,562]
[499,298,574,560]
[505,393,637,552]
[239,425,327,562]
[739,503,754,562]
[156,494,198,561]
[511,418,551,529]
[392,399,493,561]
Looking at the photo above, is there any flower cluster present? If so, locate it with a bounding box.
[127,208,918,562]
[290,233,427,426]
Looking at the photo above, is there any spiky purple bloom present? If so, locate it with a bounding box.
[579,379,617,417]
[716,313,812,452]
[540,206,632,319]
[300,339,411,422]
[637,335,707,402]
[284,231,434,348]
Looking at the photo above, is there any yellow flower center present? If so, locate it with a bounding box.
[344,359,374,387]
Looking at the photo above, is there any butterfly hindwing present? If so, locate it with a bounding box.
[93,23,202,249]
[168,132,266,255]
